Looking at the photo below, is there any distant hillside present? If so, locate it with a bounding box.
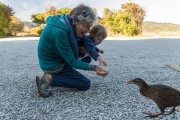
[22,22,37,28]
[142,21,180,32]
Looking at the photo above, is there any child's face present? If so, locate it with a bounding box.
[93,35,104,45]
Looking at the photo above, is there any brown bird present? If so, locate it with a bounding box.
[127,78,180,118]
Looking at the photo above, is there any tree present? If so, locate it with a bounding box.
[112,11,129,34]
[44,5,57,20]
[112,9,139,36]
[120,2,145,35]
[101,8,117,35]
[31,13,45,24]
[57,7,71,15]
[0,11,8,36]
[30,25,43,36]
[0,2,14,36]
[102,8,117,30]
[101,2,145,36]
[7,16,23,35]
[0,2,15,23]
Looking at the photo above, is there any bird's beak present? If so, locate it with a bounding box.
[126,81,134,84]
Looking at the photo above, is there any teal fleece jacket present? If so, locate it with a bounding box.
[37,14,89,71]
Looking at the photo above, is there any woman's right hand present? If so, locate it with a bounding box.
[95,65,109,77]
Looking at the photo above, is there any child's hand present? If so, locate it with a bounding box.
[79,47,88,54]
[98,49,104,54]
[97,56,107,66]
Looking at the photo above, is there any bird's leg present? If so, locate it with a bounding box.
[164,106,176,118]
[165,106,176,115]
[143,111,163,118]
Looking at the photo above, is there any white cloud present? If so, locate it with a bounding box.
[22,3,29,9]
[65,0,84,7]
[42,0,64,9]
[15,4,39,22]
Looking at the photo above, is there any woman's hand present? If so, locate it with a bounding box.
[95,65,109,77]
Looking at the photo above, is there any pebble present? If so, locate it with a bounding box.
[0,38,180,119]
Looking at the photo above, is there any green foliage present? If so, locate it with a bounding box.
[122,24,138,36]
[0,2,14,36]
[112,10,139,36]
[111,11,130,34]
[0,11,8,36]
[121,2,145,35]
[0,2,15,23]
[31,13,45,24]
[57,7,71,15]
[102,2,145,36]
[102,8,116,28]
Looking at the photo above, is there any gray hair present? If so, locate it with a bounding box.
[69,4,98,24]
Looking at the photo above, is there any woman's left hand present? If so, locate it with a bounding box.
[95,65,109,77]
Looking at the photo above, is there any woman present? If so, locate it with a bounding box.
[36,4,109,97]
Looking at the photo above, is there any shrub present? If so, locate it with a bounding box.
[30,26,43,36]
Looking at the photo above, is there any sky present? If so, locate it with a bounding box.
[1,0,180,25]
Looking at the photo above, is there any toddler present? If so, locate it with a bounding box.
[78,24,107,66]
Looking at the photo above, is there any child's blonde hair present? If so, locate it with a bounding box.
[89,24,107,39]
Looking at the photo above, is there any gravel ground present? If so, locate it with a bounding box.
[0,37,180,120]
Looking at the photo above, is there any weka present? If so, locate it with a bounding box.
[127,78,180,118]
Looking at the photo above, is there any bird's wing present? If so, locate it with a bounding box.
[148,85,180,107]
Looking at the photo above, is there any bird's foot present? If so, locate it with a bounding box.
[143,111,163,118]
[164,107,177,118]
[165,107,176,115]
